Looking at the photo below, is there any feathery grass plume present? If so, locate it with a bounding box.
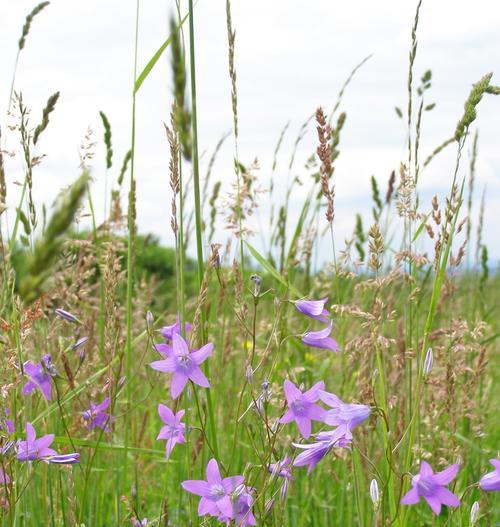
[423,136,455,167]
[414,70,433,182]
[316,107,334,223]
[164,112,180,236]
[354,213,366,262]
[33,91,60,145]
[18,172,88,304]
[370,175,382,221]
[169,15,191,160]
[226,0,238,139]
[118,149,132,186]
[454,73,493,141]
[368,223,383,273]
[18,2,50,50]
[385,170,396,204]
[99,111,113,169]
[485,84,500,94]
[208,181,221,241]
[202,132,229,208]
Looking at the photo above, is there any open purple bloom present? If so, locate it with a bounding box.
[295,298,329,322]
[150,333,212,399]
[82,397,114,432]
[16,422,57,461]
[160,318,191,341]
[479,459,500,491]
[401,461,460,515]
[319,389,370,431]
[218,485,256,526]
[22,355,53,401]
[293,427,352,473]
[279,380,325,438]
[1,409,14,435]
[181,458,244,519]
[301,321,339,353]
[157,403,185,459]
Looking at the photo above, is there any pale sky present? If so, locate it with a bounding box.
[1,1,499,266]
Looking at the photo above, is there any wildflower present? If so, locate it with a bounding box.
[132,518,148,526]
[423,347,433,376]
[301,321,339,352]
[22,355,54,401]
[401,461,460,515]
[157,403,185,459]
[293,428,352,473]
[269,456,293,480]
[470,501,480,526]
[0,468,10,485]
[218,485,256,526]
[70,336,89,351]
[48,453,80,464]
[82,397,114,432]
[146,310,154,329]
[1,409,14,435]
[370,479,380,509]
[319,389,370,432]
[181,458,244,519]
[279,380,325,438]
[295,297,329,322]
[150,333,212,399]
[479,459,500,491]
[16,422,57,461]
[55,308,81,324]
[159,318,191,341]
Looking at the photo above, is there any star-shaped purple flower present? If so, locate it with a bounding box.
[157,403,185,459]
[181,458,244,519]
[22,355,54,401]
[82,397,114,432]
[150,333,213,399]
[279,380,325,438]
[479,459,500,491]
[301,321,339,353]
[319,389,370,431]
[295,298,329,322]
[16,422,57,461]
[401,461,460,515]
[218,485,256,526]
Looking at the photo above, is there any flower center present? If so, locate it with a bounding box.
[416,477,436,497]
[209,484,226,499]
[177,355,193,373]
[291,398,308,416]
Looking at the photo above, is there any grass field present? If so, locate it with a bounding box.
[0,1,499,526]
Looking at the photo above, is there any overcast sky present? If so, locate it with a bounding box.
[1,1,499,266]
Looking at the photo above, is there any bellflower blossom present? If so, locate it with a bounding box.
[150,333,213,399]
[401,461,460,515]
[269,456,293,480]
[218,485,256,526]
[157,403,185,459]
[0,468,10,486]
[479,459,500,491]
[55,308,81,324]
[295,298,329,322]
[181,458,244,519]
[22,355,54,401]
[82,397,114,432]
[301,321,339,353]
[16,422,79,464]
[293,428,352,473]
[160,318,191,341]
[279,380,325,438]
[319,389,370,433]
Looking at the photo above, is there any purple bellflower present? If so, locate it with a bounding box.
[295,298,329,322]
[150,333,213,399]
[82,397,114,432]
[22,355,54,401]
[269,456,293,480]
[279,380,325,438]
[218,485,256,526]
[181,458,245,519]
[401,461,460,515]
[55,308,81,324]
[319,389,370,432]
[301,321,339,353]
[16,422,56,461]
[293,428,352,473]
[157,403,185,459]
[479,459,500,491]
[160,318,191,341]
[0,468,10,486]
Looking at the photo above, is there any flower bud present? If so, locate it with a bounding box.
[370,479,380,509]
[423,347,433,376]
[470,501,479,526]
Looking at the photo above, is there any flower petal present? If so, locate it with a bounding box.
[433,464,459,485]
[181,480,210,496]
[401,487,420,505]
[170,373,189,399]
[188,366,210,388]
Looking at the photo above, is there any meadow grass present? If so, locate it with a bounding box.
[0,1,499,526]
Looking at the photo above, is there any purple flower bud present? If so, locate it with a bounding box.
[55,309,81,324]
[146,311,154,329]
[470,501,479,526]
[479,459,500,491]
[250,274,262,296]
[423,347,433,376]
[370,479,380,507]
[71,336,89,351]
[48,453,80,464]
